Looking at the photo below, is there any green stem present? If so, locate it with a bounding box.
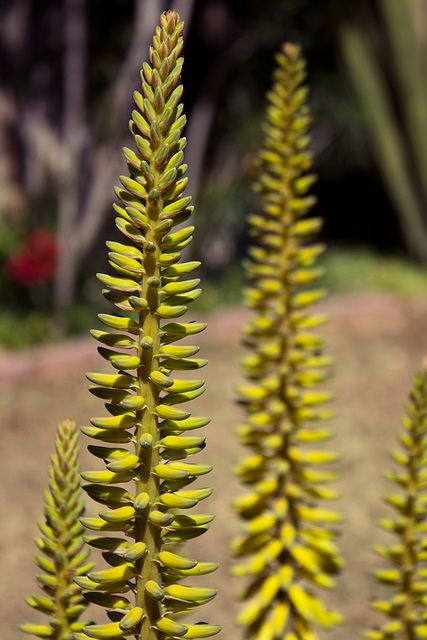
[134,100,167,637]
[53,530,72,639]
[135,218,163,638]
[401,407,422,640]
[273,68,303,629]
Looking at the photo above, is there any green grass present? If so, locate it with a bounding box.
[0,311,53,349]
[321,246,427,296]
[195,246,427,313]
[1,247,426,349]
[195,265,244,311]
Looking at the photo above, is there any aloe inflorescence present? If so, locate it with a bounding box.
[232,43,344,640]
[74,11,220,640]
[366,366,427,640]
[20,418,93,639]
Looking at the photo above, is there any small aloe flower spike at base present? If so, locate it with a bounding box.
[233,43,344,640]
[19,418,93,639]
[75,10,220,640]
[365,366,427,640]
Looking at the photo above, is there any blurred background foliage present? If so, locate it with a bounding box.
[1,0,427,347]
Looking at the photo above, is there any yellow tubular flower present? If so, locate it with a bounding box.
[366,367,427,640]
[233,43,344,640]
[74,11,220,640]
[20,419,93,639]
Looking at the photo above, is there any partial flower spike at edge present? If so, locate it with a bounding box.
[20,419,93,639]
[232,43,344,640]
[74,11,220,640]
[365,365,427,640]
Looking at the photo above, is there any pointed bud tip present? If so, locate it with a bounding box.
[282,42,302,60]
[160,10,183,35]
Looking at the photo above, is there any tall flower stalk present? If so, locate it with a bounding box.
[20,418,93,639]
[366,366,427,640]
[232,43,344,640]
[74,11,220,640]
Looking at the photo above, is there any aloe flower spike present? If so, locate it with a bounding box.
[20,418,93,639]
[76,10,220,640]
[233,42,344,640]
[365,365,427,640]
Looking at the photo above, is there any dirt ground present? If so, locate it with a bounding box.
[2,291,427,640]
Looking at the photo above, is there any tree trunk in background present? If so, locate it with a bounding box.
[0,0,30,221]
[0,89,23,220]
[48,0,167,320]
[0,0,201,324]
[54,0,87,318]
[341,2,427,264]
[52,0,201,322]
[185,35,255,200]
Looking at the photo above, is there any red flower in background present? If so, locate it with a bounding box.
[6,228,57,287]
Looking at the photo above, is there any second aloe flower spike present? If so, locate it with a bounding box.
[232,43,344,640]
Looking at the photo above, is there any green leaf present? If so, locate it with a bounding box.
[155,617,188,636]
[163,584,217,603]
[82,622,124,639]
[157,551,197,570]
[89,563,135,584]
[161,416,211,431]
[96,273,141,293]
[154,404,191,420]
[182,624,222,639]
[18,623,53,637]
[86,372,136,388]
[118,607,144,630]
[157,433,205,447]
